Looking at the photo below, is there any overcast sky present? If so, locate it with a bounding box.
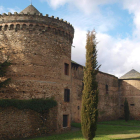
[0,0,140,77]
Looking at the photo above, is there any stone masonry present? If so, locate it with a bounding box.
[0,5,74,139]
[0,4,140,140]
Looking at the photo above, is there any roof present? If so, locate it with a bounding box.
[119,69,140,80]
[20,5,40,15]
[71,60,83,67]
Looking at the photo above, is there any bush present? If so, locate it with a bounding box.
[0,98,57,113]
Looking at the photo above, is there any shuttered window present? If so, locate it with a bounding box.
[64,89,70,102]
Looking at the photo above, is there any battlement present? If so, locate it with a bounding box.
[0,12,72,25]
[0,12,74,31]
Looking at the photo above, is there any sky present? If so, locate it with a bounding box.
[0,0,140,77]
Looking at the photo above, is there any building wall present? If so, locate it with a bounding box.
[71,63,83,123]
[71,64,120,122]
[119,80,140,120]
[0,106,57,140]
[0,13,74,134]
[97,72,120,121]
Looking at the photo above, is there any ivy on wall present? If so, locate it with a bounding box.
[0,98,57,113]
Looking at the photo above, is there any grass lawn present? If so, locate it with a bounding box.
[98,120,140,126]
[29,120,140,140]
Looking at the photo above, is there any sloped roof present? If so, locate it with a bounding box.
[119,69,140,80]
[20,5,40,15]
[71,60,83,67]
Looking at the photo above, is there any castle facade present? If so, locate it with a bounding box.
[0,5,140,140]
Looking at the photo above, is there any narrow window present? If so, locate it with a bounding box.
[106,84,108,94]
[63,115,68,127]
[64,89,70,102]
[64,63,69,75]
[130,104,135,106]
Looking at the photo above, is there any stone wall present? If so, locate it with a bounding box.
[0,106,57,140]
[71,63,120,122]
[119,80,140,120]
[97,71,120,121]
[71,62,83,123]
[0,13,74,135]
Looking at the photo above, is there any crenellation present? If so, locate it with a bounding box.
[56,17,59,20]
[0,15,74,35]
[14,12,18,15]
[8,12,12,15]
[39,13,43,16]
[50,16,54,19]
[2,13,7,16]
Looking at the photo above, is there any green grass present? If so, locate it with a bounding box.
[98,120,140,126]
[29,120,140,140]
[71,122,81,128]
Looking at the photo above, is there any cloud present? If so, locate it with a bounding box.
[122,0,140,40]
[41,0,117,14]
[72,27,140,77]
[0,6,6,13]
[7,7,21,14]
[0,6,21,14]
[71,27,87,65]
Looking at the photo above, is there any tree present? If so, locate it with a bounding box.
[81,30,100,140]
[124,98,130,122]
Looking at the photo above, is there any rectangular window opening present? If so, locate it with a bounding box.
[106,84,108,94]
[63,115,68,127]
[64,63,69,75]
[64,89,70,102]
[130,104,135,106]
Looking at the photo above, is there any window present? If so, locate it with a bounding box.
[130,104,135,106]
[64,89,70,102]
[77,106,80,110]
[106,84,108,94]
[64,63,69,75]
[63,115,68,127]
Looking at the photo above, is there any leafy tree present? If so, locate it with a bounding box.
[81,30,100,140]
[124,98,130,122]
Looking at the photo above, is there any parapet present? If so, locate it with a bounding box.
[0,12,74,37]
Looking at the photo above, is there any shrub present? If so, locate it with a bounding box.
[0,98,57,113]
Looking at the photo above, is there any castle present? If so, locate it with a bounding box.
[0,4,140,140]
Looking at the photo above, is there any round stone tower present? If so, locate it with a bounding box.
[0,5,74,130]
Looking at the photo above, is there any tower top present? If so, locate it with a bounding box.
[20,5,40,15]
